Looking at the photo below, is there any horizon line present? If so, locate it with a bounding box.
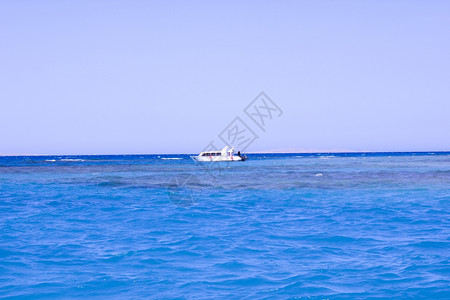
[1,150,449,157]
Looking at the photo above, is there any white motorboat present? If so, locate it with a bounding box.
[191,146,247,162]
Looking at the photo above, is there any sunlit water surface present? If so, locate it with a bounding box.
[1,153,449,298]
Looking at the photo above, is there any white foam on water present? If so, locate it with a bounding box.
[319,155,335,159]
[45,159,56,162]
[315,173,323,177]
[160,157,183,160]
[60,159,85,162]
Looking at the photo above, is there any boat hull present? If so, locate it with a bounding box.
[190,156,245,162]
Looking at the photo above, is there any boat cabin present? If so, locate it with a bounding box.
[191,146,246,162]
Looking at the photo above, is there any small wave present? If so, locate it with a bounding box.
[315,173,323,177]
[160,157,183,160]
[45,159,56,162]
[319,155,335,159]
[98,181,126,187]
[61,159,85,162]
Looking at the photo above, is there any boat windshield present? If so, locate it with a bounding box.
[201,152,222,156]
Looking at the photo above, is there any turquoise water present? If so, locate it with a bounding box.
[1,153,449,298]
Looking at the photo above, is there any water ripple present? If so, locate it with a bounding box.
[0,153,449,298]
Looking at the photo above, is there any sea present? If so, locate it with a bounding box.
[0,152,449,299]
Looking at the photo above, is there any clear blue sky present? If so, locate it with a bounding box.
[1,1,449,154]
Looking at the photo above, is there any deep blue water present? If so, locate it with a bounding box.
[1,152,449,298]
